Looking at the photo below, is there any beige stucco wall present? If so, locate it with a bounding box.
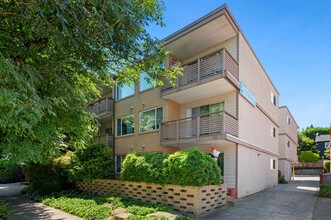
[238,32,279,123]
[279,135,298,162]
[279,107,298,144]
[181,36,238,65]
[237,145,278,198]
[238,96,278,154]
[279,159,293,182]
[114,86,179,155]
[179,91,237,118]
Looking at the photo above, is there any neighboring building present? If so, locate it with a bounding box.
[92,5,298,198]
[278,106,299,181]
[315,134,330,158]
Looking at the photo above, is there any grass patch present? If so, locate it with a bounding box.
[319,184,331,198]
[41,190,176,220]
[0,200,12,220]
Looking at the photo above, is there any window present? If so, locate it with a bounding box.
[271,92,276,106]
[116,84,134,100]
[139,72,154,92]
[116,155,126,173]
[325,142,330,149]
[270,159,276,170]
[287,116,291,125]
[139,107,163,132]
[192,102,224,116]
[287,140,290,147]
[117,114,134,136]
[271,126,276,137]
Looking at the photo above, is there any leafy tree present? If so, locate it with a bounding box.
[301,127,330,140]
[298,133,318,153]
[0,0,181,163]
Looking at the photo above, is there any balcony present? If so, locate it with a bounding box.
[95,134,114,147]
[161,48,239,104]
[91,97,114,117]
[160,111,238,146]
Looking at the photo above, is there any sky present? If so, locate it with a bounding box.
[146,0,331,130]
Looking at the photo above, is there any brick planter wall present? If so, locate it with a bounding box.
[76,179,226,216]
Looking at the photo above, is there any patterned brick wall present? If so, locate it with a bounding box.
[76,179,226,216]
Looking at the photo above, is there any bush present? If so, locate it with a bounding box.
[0,200,12,220]
[23,153,73,195]
[278,170,288,184]
[319,184,331,198]
[324,161,330,173]
[298,151,320,162]
[68,142,114,180]
[163,148,221,186]
[121,152,167,184]
[0,160,25,183]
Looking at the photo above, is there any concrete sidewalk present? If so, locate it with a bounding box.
[199,176,331,220]
[0,183,82,220]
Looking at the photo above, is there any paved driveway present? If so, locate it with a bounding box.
[200,176,330,220]
[0,182,82,220]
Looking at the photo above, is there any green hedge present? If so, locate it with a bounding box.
[0,160,25,183]
[298,151,320,162]
[122,148,222,186]
[121,152,167,184]
[69,142,115,180]
[23,155,73,196]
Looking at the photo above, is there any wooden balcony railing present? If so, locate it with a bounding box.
[95,134,114,147]
[161,48,238,95]
[90,97,114,117]
[160,111,238,145]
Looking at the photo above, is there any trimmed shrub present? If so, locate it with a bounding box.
[23,154,73,195]
[121,152,167,184]
[163,148,221,186]
[298,151,320,162]
[69,142,114,180]
[0,160,25,183]
[278,170,288,184]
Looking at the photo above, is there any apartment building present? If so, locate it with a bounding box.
[278,106,299,181]
[92,5,298,198]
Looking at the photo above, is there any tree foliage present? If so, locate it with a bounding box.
[298,151,320,163]
[297,126,330,154]
[0,0,181,162]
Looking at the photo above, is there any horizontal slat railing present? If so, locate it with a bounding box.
[160,111,238,145]
[91,97,114,116]
[95,134,114,147]
[161,48,238,95]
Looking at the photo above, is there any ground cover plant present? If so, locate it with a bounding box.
[0,200,12,220]
[41,190,176,220]
[319,184,331,198]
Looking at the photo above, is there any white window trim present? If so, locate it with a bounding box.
[271,126,276,138]
[139,107,163,133]
[287,116,291,125]
[270,159,276,170]
[116,114,135,137]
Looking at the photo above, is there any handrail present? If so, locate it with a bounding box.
[161,111,237,125]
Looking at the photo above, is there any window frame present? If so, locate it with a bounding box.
[139,72,155,92]
[271,92,277,106]
[139,107,163,133]
[116,84,135,100]
[287,116,291,125]
[116,114,135,137]
[116,154,126,174]
[271,126,276,138]
[270,159,276,170]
